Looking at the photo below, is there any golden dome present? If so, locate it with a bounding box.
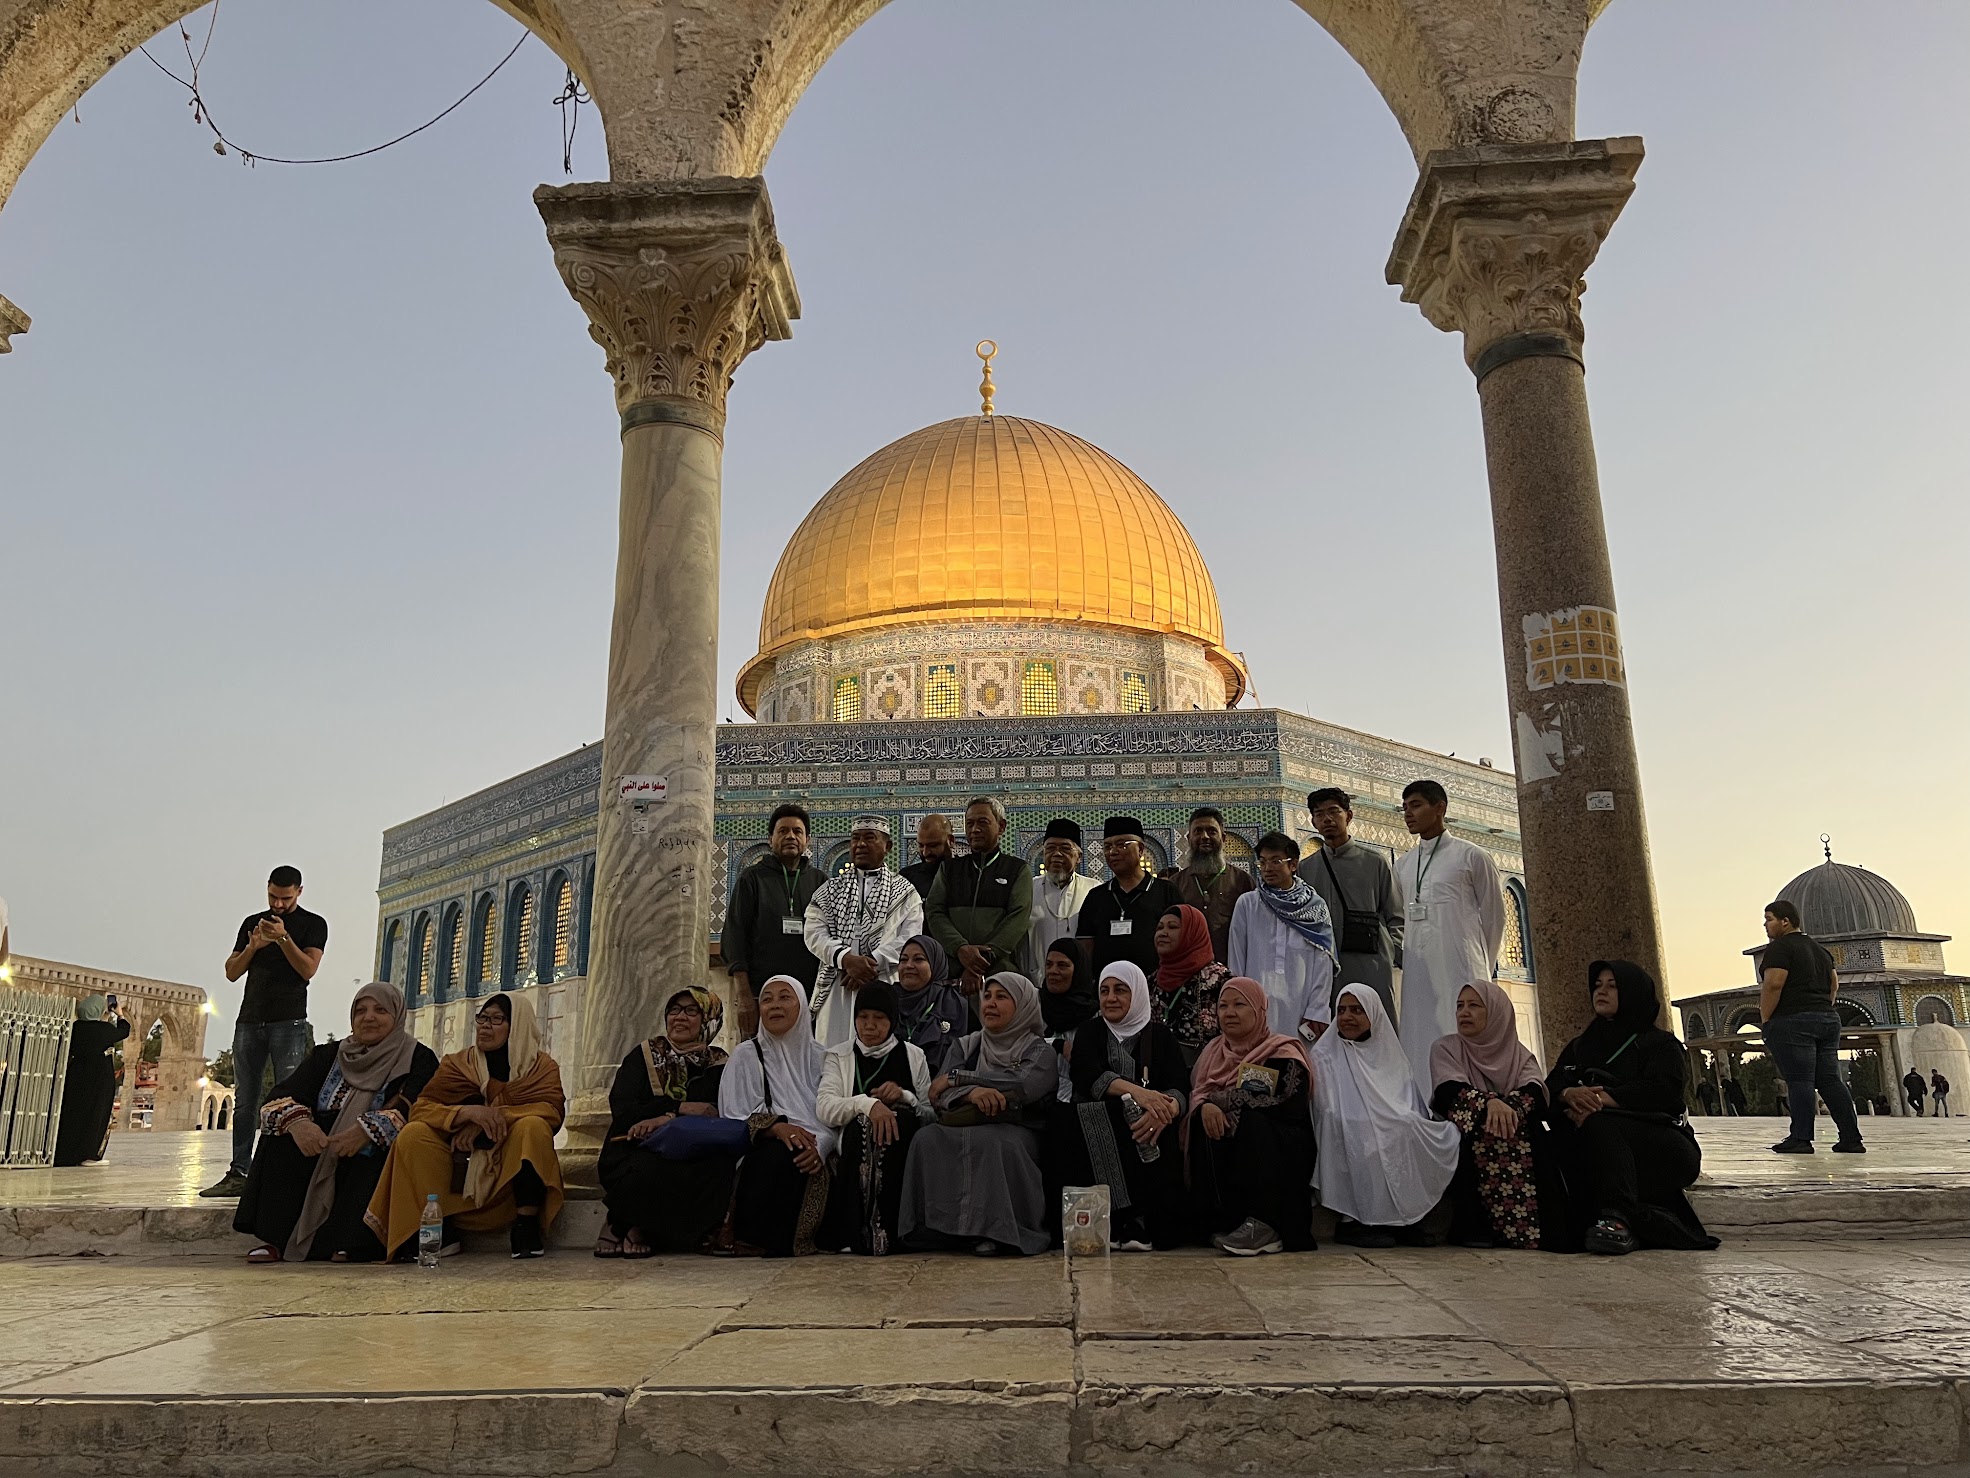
[738,415,1246,714]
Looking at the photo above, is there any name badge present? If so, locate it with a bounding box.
[1110,920,1133,936]
[782,917,804,935]
[1406,901,1429,922]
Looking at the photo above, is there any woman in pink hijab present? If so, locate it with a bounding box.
[1427,980,1564,1250]
[1186,977,1316,1256]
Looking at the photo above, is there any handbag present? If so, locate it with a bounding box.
[639,1115,751,1160]
[1319,850,1384,956]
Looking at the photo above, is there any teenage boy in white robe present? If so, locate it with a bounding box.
[1390,779,1505,1087]
[1226,833,1336,1039]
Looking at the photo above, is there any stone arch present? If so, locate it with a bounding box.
[0,0,597,219]
[1684,1013,1707,1040]
[665,0,1601,188]
[1835,997,1875,1029]
[1915,995,1955,1027]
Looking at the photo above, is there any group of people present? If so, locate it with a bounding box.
[1904,1069,1952,1118]
[597,783,1715,1260]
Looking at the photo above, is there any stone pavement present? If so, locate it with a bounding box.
[3,1121,1969,1476]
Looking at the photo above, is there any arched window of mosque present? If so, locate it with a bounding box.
[1120,671,1151,713]
[1499,884,1529,973]
[1916,996,1955,1026]
[1836,998,1875,1028]
[832,675,862,722]
[471,894,497,992]
[1021,660,1060,716]
[1686,1014,1708,1040]
[381,919,402,984]
[441,904,465,1001]
[1220,832,1254,867]
[413,914,435,1006]
[507,883,534,984]
[547,874,576,979]
[923,663,961,719]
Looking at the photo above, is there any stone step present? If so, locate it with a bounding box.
[6,1180,1965,1257]
[1,1369,1964,1476]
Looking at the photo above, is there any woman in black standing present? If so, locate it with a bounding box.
[53,994,131,1165]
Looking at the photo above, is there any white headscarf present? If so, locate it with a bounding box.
[1311,983,1460,1227]
[718,975,836,1157]
[1097,961,1154,1045]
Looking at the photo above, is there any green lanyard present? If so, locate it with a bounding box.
[1605,1033,1639,1066]
[1415,835,1445,893]
[854,1047,892,1096]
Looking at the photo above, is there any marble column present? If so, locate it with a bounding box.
[1388,138,1664,1052]
[535,179,798,1161]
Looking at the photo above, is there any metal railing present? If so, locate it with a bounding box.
[0,987,74,1167]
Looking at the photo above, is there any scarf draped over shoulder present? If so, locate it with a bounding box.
[1427,979,1544,1100]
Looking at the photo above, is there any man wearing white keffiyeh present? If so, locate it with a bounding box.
[804,816,925,1049]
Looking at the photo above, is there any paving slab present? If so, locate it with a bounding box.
[7,1306,728,1396]
[647,1325,1076,1391]
[1072,1257,1268,1337]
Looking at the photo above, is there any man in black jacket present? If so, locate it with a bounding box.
[725,804,826,1038]
[901,813,955,900]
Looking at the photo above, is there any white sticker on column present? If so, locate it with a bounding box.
[1586,791,1615,812]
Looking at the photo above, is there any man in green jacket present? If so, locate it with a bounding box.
[926,796,1032,1000]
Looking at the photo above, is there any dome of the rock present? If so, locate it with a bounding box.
[737,413,1248,722]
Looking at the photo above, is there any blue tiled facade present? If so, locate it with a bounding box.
[376,709,1535,1007]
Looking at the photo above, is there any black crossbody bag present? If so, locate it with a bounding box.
[1319,850,1385,957]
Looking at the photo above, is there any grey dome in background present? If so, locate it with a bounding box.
[1775,860,1920,937]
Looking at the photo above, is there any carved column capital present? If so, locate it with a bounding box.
[535,178,799,426]
[0,291,29,353]
[1386,138,1642,376]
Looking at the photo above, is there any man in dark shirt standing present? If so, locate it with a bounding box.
[1077,816,1179,979]
[724,803,827,1038]
[201,865,326,1197]
[1759,898,1863,1155]
[1172,806,1255,963]
[901,814,955,901]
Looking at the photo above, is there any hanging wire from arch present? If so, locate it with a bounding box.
[137,7,531,167]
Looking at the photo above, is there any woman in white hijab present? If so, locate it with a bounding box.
[1311,983,1459,1247]
[1048,961,1190,1250]
[897,972,1057,1256]
[718,975,834,1256]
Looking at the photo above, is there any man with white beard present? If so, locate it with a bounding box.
[1021,818,1098,977]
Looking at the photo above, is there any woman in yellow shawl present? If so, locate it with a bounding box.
[366,991,565,1259]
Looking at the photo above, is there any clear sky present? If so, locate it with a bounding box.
[1,0,1963,1044]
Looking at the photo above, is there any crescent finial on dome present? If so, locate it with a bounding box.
[976,339,997,417]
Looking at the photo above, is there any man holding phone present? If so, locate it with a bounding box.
[200,865,326,1198]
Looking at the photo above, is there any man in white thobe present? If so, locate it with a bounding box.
[1227,833,1336,1039]
[1021,818,1099,977]
[1390,779,1506,1086]
[804,815,925,1049]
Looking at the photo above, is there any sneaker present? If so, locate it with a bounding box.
[1831,1140,1868,1154]
[198,1171,250,1199]
[1770,1139,1815,1154]
[1116,1236,1154,1253]
[1216,1218,1284,1257]
[972,1239,1001,1257]
[510,1216,546,1259]
[1583,1217,1638,1256]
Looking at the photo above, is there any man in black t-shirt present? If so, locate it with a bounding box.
[200,864,327,1197]
[1076,816,1179,979]
[1758,898,1862,1156]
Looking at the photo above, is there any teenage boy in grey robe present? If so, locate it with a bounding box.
[1298,788,1404,1028]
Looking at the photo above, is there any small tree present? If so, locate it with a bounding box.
[208,1050,236,1087]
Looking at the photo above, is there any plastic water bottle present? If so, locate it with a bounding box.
[417,1194,443,1269]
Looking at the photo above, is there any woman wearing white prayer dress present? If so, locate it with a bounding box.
[718,976,836,1256]
[1311,984,1460,1248]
